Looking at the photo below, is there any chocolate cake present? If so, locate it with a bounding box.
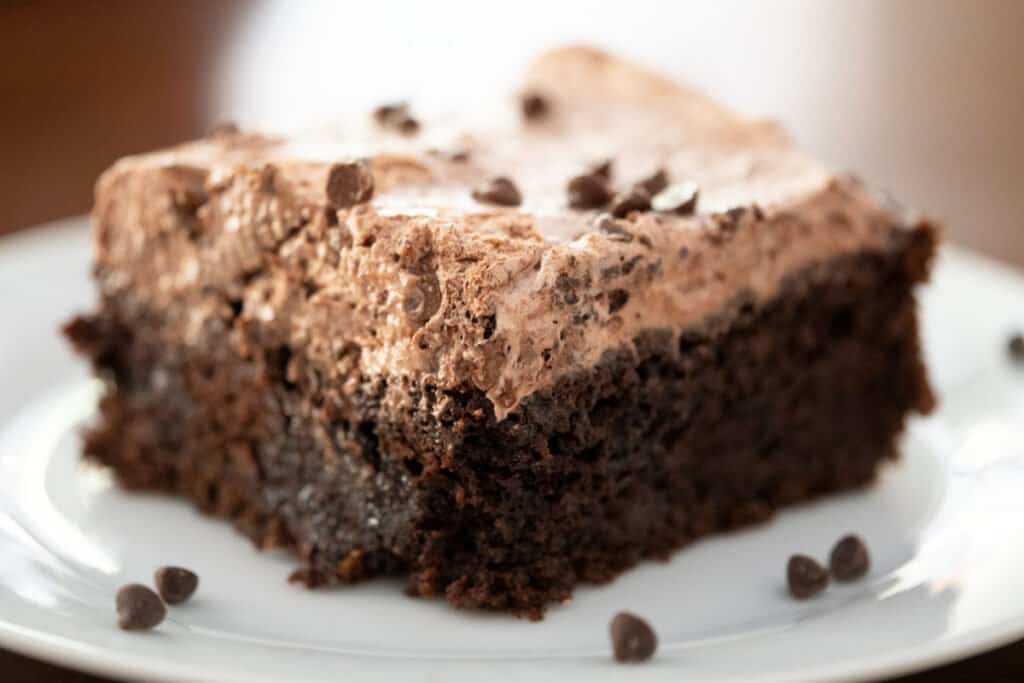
[65,47,937,618]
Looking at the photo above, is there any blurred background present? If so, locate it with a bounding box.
[2,0,1022,263]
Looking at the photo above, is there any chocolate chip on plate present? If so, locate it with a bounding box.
[609,611,658,663]
[636,168,669,196]
[1009,333,1024,361]
[652,181,700,216]
[609,188,652,218]
[116,584,166,631]
[829,535,870,581]
[155,566,199,605]
[472,176,522,207]
[520,92,550,121]
[567,173,612,209]
[326,159,375,209]
[787,554,829,599]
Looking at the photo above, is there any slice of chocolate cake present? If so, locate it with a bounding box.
[65,46,936,618]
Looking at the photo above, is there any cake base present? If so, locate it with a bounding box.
[66,230,935,619]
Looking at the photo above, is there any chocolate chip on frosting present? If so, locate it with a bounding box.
[373,101,420,135]
[520,92,550,121]
[724,206,749,223]
[590,158,614,179]
[652,181,699,216]
[607,289,630,314]
[373,101,408,125]
[595,213,633,242]
[636,168,669,196]
[609,188,652,218]
[472,176,522,207]
[396,115,420,136]
[567,173,612,210]
[326,160,375,209]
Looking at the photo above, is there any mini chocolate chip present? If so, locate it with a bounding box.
[397,115,420,136]
[155,566,199,605]
[787,554,829,599]
[472,176,522,207]
[652,181,699,215]
[326,159,374,209]
[636,168,669,196]
[116,584,166,631]
[609,188,652,218]
[752,204,766,220]
[609,612,657,663]
[373,102,420,135]
[829,535,870,581]
[725,206,748,223]
[1009,334,1024,361]
[595,213,633,242]
[373,101,408,125]
[567,173,612,209]
[607,289,629,314]
[590,158,613,179]
[521,92,550,121]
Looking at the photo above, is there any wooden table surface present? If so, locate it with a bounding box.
[2,1,1023,680]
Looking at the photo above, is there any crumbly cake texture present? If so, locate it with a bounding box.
[65,46,937,618]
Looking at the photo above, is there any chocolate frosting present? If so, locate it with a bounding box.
[92,46,933,419]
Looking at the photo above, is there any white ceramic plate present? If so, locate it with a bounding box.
[3,217,1024,683]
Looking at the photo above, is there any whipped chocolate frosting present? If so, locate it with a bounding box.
[92,46,929,419]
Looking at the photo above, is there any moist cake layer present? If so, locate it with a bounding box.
[67,46,938,617]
